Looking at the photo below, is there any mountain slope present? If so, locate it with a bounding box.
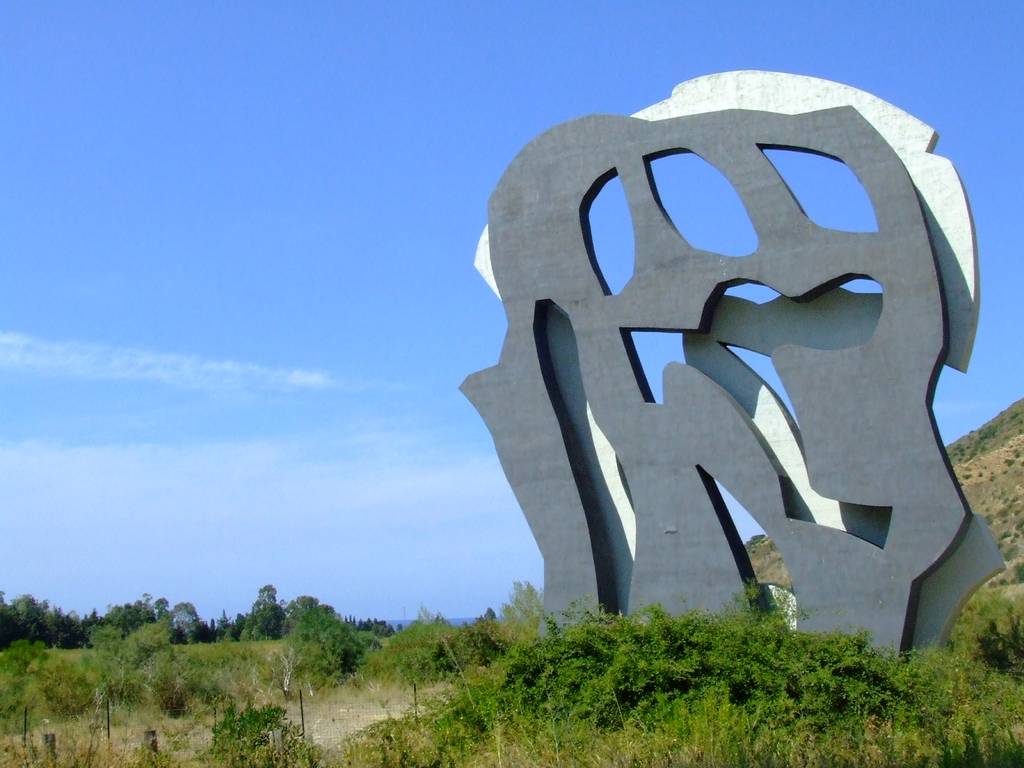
[948,397,1024,586]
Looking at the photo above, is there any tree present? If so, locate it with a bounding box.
[227,613,247,641]
[104,595,158,636]
[154,597,171,621]
[0,598,25,648]
[284,595,334,634]
[350,617,394,638]
[9,595,48,644]
[287,605,367,686]
[216,610,239,641]
[500,581,544,643]
[243,585,286,640]
[170,602,201,644]
[0,594,91,649]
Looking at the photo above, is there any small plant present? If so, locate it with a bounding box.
[210,703,319,768]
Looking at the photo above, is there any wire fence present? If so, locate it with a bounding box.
[2,684,421,760]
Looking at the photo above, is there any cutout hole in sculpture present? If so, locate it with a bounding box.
[840,277,883,294]
[725,344,798,427]
[761,147,878,232]
[713,276,883,351]
[584,172,635,294]
[707,474,796,613]
[627,330,685,404]
[723,282,784,304]
[646,151,758,256]
[718,482,795,592]
[714,480,766,545]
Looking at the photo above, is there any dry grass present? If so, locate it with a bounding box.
[283,678,444,750]
[0,677,441,766]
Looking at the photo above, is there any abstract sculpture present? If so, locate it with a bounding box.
[462,72,1002,649]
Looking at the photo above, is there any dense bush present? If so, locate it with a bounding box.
[361,615,511,685]
[81,621,224,715]
[952,588,1024,676]
[210,703,320,768]
[286,604,368,686]
[346,606,1024,767]
[0,641,47,720]
[499,581,544,644]
[441,606,925,733]
[33,657,97,717]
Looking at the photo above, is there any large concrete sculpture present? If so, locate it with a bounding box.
[462,72,1003,650]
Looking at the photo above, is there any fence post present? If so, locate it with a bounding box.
[106,697,111,741]
[270,729,283,753]
[143,730,158,752]
[43,733,56,757]
[299,689,305,738]
[22,706,27,746]
[413,681,418,718]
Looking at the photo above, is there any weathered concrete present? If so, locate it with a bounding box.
[463,73,1001,649]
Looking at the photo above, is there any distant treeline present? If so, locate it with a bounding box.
[0,584,393,650]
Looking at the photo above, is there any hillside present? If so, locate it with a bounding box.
[747,397,1024,589]
[949,397,1024,585]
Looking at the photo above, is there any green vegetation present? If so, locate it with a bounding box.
[0,585,394,651]
[5,585,1024,766]
[0,605,383,726]
[951,588,1024,677]
[344,603,1024,767]
[361,584,543,686]
[362,610,508,685]
[210,704,320,768]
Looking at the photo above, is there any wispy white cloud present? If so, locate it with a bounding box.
[0,331,336,393]
[0,436,538,619]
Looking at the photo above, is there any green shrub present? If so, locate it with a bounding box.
[33,657,97,717]
[976,613,1024,677]
[363,617,459,684]
[344,605,1024,767]
[87,622,167,706]
[500,581,544,644]
[0,640,47,720]
[362,615,511,685]
[442,606,919,734]
[952,588,1024,676]
[445,619,510,673]
[210,703,319,768]
[286,605,367,688]
[148,649,217,715]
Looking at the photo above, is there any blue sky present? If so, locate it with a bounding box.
[1,2,1021,621]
